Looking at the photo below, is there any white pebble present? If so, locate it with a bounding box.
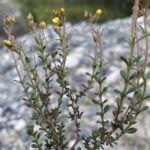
[14,119,26,132]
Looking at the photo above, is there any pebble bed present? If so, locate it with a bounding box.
[0,17,150,150]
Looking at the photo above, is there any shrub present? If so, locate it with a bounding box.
[3,0,150,149]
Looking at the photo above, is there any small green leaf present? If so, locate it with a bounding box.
[51,51,57,58]
[85,72,91,77]
[129,106,136,112]
[25,56,30,64]
[129,72,137,80]
[120,56,128,65]
[34,36,40,45]
[103,99,108,104]
[118,124,124,131]
[114,89,122,94]
[134,56,142,63]
[92,130,102,138]
[92,99,99,105]
[37,133,40,139]
[104,105,110,114]
[140,106,149,112]
[92,64,96,69]
[101,87,107,95]
[144,95,150,100]
[99,76,107,84]
[139,25,146,34]
[120,70,127,81]
[31,144,38,148]
[127,128,137,134]
[93,75,99,83]
[42,45,46,50]
[130,36,135,47]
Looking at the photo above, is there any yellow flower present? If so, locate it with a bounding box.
[39,21,47,29]
[4,15,16,25]
[52,17,63,26]
[27,13,34,21]
[3,39,13,48]
[52,17,59,24]
[96,8,102,15]
[10,16,15,24]
[60,8,65,15]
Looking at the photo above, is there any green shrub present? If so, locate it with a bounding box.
[3,0,150,149]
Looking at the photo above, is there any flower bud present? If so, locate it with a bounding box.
[3,15,16,25]
[27,13,34,21]
[52,17,63,26]
[60,8,65,16]
[96,9,102,15]
[52,9,59,16]
[39,21,47,29]
[84,10,90,18]
[11,16,16,24]
[3,39,13,48]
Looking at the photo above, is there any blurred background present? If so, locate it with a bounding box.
[14,0,133,22]
[0,0,133,39]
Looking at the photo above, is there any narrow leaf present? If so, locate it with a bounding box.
[140,106,149,112]
[127,128,137,134]
[126,87,135,94]
[114,89,122,94]
[120,56,128,65]
[31,144,38,148]
[144,95,150,100]
[92,99,99,105]
[120,70,127,81]
[85,72,91,77]
[25,56,30,64]
[104,105,110,114]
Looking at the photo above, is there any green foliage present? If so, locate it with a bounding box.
[127,128,137,134]
[3,0,150,149]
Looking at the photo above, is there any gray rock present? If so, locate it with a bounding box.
[14,119,26,132]
[0,129,18,144]
[0,108,3,116]
[20,130,29,141]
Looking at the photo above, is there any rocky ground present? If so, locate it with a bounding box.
[0,15,150,150]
